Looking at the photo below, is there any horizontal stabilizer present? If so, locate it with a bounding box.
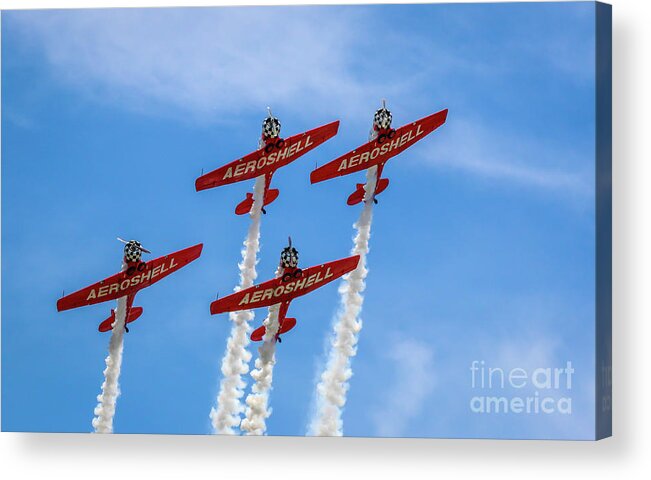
[250,317,297,342]
[235,193,254,215]
[278,317,296,335]
[376,177,390,195]
[98,306,143,333]
[347,177,390,206]
[347,186,366,206]
[264,188,280,206]
[250,325,266,342]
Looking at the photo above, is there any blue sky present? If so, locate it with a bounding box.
[2,2,597,439]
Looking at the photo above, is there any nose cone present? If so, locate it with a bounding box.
[373,107,393,130]
[280,246,299,269]
[124,240,143,263]
[262,115,281,139]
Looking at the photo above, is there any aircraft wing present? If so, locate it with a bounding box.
[57,243,203,311]
[196,120,340,192]
[210,254,360,314]
[310,109,448,184]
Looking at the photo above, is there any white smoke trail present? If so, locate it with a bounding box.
[92,272,127,434]
[240,267,283,435]
[310,166,377,436]
[210,175,265,434]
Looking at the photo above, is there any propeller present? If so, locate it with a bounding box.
[117,237,151,254]
[287,236,292,248]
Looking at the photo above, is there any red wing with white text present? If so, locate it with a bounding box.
[210,238,359,343]
[310,104,448,205]
[57,240,203,333]
[196,109,339,215]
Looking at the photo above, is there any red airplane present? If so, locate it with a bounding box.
[310,101,448,205]
[196,109,340,215]
[210,238,360,343]
[57,239,203,333]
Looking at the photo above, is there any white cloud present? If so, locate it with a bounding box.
[370,338,436,437]
[10,8,596,200]
[416,117,594,197]
[10,7,595,131]
[12,8,395,122]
